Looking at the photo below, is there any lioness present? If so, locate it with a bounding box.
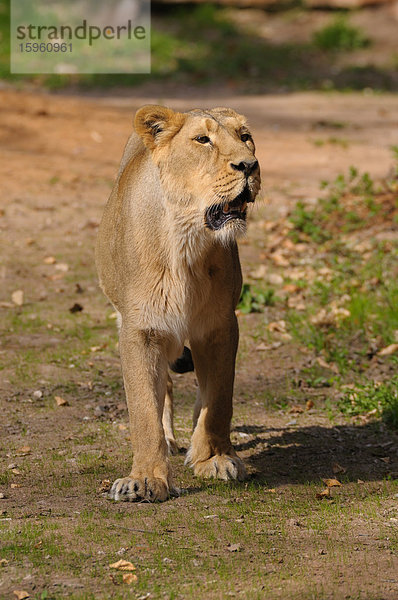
[96,105,261,502]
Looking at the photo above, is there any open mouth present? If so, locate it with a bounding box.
[205,187,253,231]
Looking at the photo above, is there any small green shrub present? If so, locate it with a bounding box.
[313,17,370,52]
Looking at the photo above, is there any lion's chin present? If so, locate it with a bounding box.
[212,218,247,246]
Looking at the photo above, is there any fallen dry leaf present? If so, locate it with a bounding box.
[55,262,69,272]
[332,463,346,474]
[123,573,138,584]
[250,264,267,279]
[267,273,283,286]
[270,252,289,267]
[306,400,314,411]
[283,283,300,293]
[16,446,31,456]
[90,344,107,352]
[10,483,21,489]
[289,405,304,414]
[255,342,270,351]
[322,478,342,487]
[48,273,65,281]
[287,296,306,311]
[267,320,287,333]
[55,396,68,407]
[227,543,242,552]
[378,343,398,356]
[11,290,24,306]
[13,592,30,600]
[118,424,128,431]
[0,558,8,565]
[99,479,111,493]
[316,357,339,373]
[43,256,56,264]
[316,487,331,499]
[279,332,292,341]
[109,559,136,571]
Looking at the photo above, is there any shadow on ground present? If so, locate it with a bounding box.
[233,422,398,486]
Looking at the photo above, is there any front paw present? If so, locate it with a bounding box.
[186,453,247,481]
[109,476,179,502]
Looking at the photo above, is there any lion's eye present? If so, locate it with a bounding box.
[240,133,251,142]
[195,135,211,144]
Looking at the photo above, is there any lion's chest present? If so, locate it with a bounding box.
[133,265,214,340]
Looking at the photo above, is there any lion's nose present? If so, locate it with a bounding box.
[230,159,259,177]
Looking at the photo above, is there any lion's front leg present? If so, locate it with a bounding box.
[186,316,247,482]
[110,325,178,502]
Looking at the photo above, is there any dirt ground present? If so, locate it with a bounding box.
[1,87,398,599]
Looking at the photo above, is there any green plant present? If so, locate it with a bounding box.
[313,16,370,52]
[238,283,276,313]
[339,377,398,428]
[289,201,331,243]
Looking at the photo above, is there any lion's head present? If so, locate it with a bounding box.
[134,105,261,243]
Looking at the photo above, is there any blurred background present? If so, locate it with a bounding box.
[1,0,398,92]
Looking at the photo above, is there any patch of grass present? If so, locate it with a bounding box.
[2,521,63,567]
[339,377,398,428]
[0,470,11,485]
[313,16,370,52]
[284,154,398,379]
[289,165,390,243]
[238,283,276,314]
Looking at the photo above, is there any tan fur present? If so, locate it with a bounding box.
[95,105,261,502]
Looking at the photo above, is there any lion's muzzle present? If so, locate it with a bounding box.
[205,186,254,231]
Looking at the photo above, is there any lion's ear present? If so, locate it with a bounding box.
[134,105,185,150]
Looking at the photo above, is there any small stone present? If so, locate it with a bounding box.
[32,390,43,399]
[0,493,6,499]
[55,262,69,272]
[11,290,24,306]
